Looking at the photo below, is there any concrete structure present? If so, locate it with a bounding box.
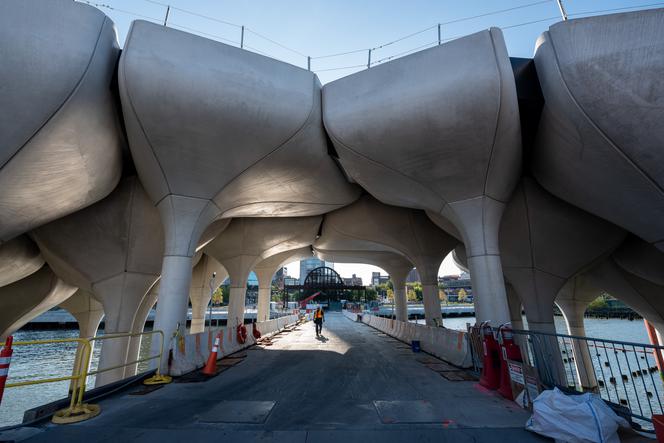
[253,247,312,323]
[204,217,322,326]
[499,178,625,332]
[0,236,44,288]
[315,249,414,322]
[119,21,359,366]
[2,2,664,434]
[533,9,664,251]
[314,196,456,325]
[555,276,602,390]
[0,0,123,244]
[32,177,164,386]
[323,29,521,325]
[188,254,227,334]
[0,266,76,339]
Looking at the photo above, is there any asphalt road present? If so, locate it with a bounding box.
[16,312,548,442]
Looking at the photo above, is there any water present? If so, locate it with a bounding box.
[0,329,152,428]
[0,317,654,427]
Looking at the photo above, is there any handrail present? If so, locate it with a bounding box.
[2,330,170,425]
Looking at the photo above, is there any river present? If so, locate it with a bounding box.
[0,317,655,427]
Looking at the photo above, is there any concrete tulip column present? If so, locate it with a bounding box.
[497,179,625,386]
[0,266,77,339]
[314,196,456,327]
[505,284,524,330]
[388,268,411,322]
[204,218,322,327]
[189,254,227,334]
[313,248,414,322]
[253,248,312,323]
[0,236,44,287]
[32,177,164,386]
[119,21,358,371]
[323,29,521,325]
[533,9,664,253]
[555,277,600,391]
[60,290,104,391]
[0,0,123,244]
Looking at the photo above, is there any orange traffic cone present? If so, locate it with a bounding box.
[202,332,221,376]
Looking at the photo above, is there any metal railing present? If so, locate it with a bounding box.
[2,330,169,424]
[467,324,664,432]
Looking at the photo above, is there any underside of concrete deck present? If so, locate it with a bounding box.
[20,314,546,442]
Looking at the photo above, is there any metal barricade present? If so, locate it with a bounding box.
[511,328,664,432]
[1,329,170,425]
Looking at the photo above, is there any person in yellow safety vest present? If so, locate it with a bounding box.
[314,306,325,337]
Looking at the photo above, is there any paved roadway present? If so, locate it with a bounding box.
[18,313,548,442]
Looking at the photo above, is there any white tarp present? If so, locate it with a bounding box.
[526,388,629,443]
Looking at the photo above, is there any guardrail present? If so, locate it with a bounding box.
[0,330,170,425]
[467,325,664,432]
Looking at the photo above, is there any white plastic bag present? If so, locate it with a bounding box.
[525,388,629,443]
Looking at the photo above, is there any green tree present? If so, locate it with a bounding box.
[587,295,608,311]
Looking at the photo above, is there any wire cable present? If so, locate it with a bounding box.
[244,28,308,57]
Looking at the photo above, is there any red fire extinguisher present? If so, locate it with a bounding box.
[0,336,14,405]
[497,324,522,400]
[479,322,501,390]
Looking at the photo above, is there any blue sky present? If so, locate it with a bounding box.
[88,0,662,83]
[85,0,662,281]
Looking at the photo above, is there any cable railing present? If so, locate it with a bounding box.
[467,325,664,433]
[74,0,664,78]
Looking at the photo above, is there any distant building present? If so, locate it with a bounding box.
[371,271,390,286]
[343,274,363,286]
[406,268,420,283]
[299,258,334,284]
[439,274,473,302]
[284,276,299,286]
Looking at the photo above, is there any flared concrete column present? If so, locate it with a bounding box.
[60,290,104,392]
[124,283,159,378]
[189,255,227,334]
[255,268,276,323]
[256,287,271,323]
[506,283,524,330]
[522,301,568,387]
[443,197,511,326]
[0,266,77,339]
[228,286,248,327]
[421,283,441,327]
[151,195,220,371]
[94,273,160,386]
[391,275,408,322]
[557,299,597,390]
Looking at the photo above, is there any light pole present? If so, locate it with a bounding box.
[208,272,216,328]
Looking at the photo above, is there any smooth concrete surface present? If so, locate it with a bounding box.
[315,196,456,325]
[581,258,664,334]
[119,19,359,365]
[0,266,77,339]
[32,177,164,386]
[555,277,602,389]
[205,217,322,326]
[0,0,123,243]
[499,178,625,332]
[253,247,312,322]
[20,313,545,443]
[533,9,664,251]
[189,254,227,334]
[323,29,521,326]
[59,289,105,387]
[0,235,44,288]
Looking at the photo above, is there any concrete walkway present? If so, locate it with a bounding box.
[21,313,548,442]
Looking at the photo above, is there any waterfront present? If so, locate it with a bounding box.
[0,316,655,427]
